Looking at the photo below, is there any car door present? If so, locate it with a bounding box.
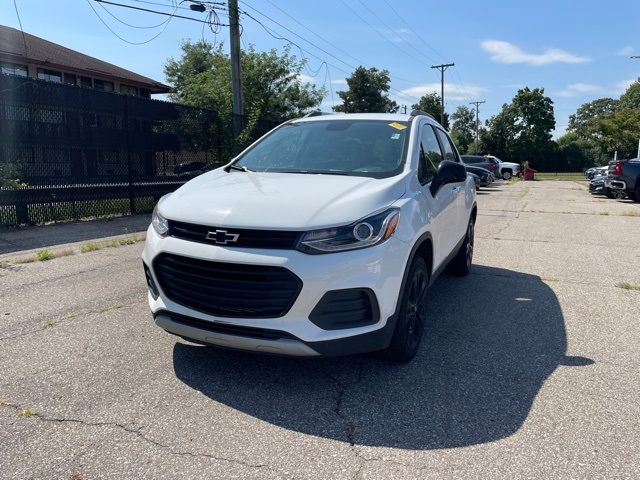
[416,124,459,271]
[435,128,468,243]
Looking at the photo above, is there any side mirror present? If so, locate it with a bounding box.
[430,160,467,197]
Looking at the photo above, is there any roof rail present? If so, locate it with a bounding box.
[409,109,437,120]
[302,110,325,118]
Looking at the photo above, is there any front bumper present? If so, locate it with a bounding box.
[142,226,409,356]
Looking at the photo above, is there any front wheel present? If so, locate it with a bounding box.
[382,257,429,362]
[502,170,512,180]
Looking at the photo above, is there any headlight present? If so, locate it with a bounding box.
[297,208,400,254]
[151,204,169,237]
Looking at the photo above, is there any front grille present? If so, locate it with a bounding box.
[168,220,300,249]
[153,253,302,318]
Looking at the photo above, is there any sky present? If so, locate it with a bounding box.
[3,0,640,138]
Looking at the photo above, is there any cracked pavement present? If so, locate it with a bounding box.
[1,180,639,479]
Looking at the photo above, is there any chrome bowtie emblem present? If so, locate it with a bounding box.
[205,229,239,245]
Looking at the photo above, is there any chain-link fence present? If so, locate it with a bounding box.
[0,74,279,226]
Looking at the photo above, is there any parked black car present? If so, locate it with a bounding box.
[464,165,494,186]
[606,159,640,202]
[461,155,500,178]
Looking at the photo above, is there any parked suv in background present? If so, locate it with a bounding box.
[486,155,521,180]
[142,111,477,362]
[607,159,640,202]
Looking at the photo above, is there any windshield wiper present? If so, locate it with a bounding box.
[226,164,253,172]
[279,169,350,176]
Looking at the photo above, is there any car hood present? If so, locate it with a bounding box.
[501,161,520,168]
[159,169,407,230]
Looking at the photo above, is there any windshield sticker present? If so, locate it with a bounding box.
[388,122,407,130]
[390,133,401,140]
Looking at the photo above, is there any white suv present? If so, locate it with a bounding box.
[142,111,477,362]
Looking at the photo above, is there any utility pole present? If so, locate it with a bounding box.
[469,100,486,154]
[402,105,407,114]
[229,0,244,136]
[430,62,454,126]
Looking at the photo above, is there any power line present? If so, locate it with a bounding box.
[87,0,181,45]
[380,0,445,62]
[95,0,227,26]
[97,1,174,29]
[13,0,28,56]
[339,0,428,67]
[254,0,418,87]
[264,0,364,68]
[354,0,437,65]
[239,1,418,103]
[128,0,196,11]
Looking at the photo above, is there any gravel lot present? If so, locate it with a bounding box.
[1,180,639,479]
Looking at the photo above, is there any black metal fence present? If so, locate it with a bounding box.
[0,74,279,226]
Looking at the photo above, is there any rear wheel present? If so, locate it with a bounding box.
[383,257,429,363]
[448,218,475,276]
[632,184,640,203]
[606,188,615,199]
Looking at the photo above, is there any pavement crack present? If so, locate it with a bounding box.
[0,402,268,470]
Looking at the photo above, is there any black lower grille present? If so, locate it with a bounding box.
[153,253,302,318]
[168,220,300,249]
[155,311,298,341]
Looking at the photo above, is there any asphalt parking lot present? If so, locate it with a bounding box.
[1,180,639,479]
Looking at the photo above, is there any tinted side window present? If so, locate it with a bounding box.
[418,125,443,184]
[436,128,460,162]
[436,129,460,162]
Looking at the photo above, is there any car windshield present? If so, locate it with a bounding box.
[233,120,410,178]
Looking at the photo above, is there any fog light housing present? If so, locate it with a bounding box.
[143,263,159,300]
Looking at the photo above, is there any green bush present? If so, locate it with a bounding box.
[0,164,27,190]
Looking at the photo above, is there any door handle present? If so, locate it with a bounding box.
[452,186,461,193]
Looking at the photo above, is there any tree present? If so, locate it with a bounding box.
[619,78,640,109]
[598,107,640,159]
[556,132,591,172]
[508,87,555,163]
[450,105,475,153]
[480,87,555,167]
[333,66,398,113]
[567,98,619,138]
[165,41,324,155]
[481,105,515,159]
[411,92,448,129]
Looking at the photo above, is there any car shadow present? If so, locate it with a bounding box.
[172,265,592,450]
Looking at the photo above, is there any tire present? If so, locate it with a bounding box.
[632,184,640,203]
[382,257,429,363]
[448,218,475,277]
[605,188,615,199]
[502,170,512,180]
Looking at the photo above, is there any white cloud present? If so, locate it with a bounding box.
[331,79,347,85]
[557,83,602,97]
[616,46,635,56]
[615,77,638,94]
[399,83,486,101]
[481,40,590,65]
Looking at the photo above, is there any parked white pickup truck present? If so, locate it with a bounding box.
[486,156,521,180]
